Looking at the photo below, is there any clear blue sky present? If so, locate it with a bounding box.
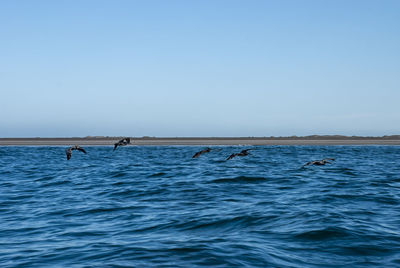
[1,0,399,137]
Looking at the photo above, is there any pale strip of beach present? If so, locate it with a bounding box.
[1,136,400,146]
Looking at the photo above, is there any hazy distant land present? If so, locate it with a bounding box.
[1,135,400,145]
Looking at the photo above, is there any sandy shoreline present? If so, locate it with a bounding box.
[1,138,400,146]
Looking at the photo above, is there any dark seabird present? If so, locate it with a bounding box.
[66,145,87,160]
[114,137,131,151]
[303,158,335,167]
[226,149,252,160]
[192,147,212,158]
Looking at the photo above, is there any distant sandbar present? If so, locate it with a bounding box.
[1,136,400,145]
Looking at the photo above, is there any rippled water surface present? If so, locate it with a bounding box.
[1,146,400,267]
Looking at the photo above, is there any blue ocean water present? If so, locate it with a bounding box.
[1,145,400,267]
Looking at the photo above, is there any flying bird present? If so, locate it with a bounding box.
[226,149,252,160]
[192,147,212,158]
[114,138,131,151]
[66,145,87,160]
[303,158,335,167]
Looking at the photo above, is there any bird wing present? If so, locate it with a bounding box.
[227,153,237,160]
[77,147,87,154]
[193,148,211,158]
[113,143,119,151]
[192,151,201,158]
[126,138,131,144]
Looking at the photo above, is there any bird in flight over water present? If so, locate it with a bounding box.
[114,138,131,151]
[66,145,87,160]
[192,147,212,158]
[303,158,335,167]
[226,149,252,160]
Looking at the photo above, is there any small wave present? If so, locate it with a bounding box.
[211,176,268,183]
[341,244,394,256]
[148,172,167,178]
[105,189,138,198]
[109,171,128,178]
[328,194,399,205]
[294,227,352,241]
[34,175,55,182]
[68,206,140,217]
[60,230,108,238]
[111,181,130,186]
[180,215,264,232]
[1,226,44,237]
[42,180,71,187]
